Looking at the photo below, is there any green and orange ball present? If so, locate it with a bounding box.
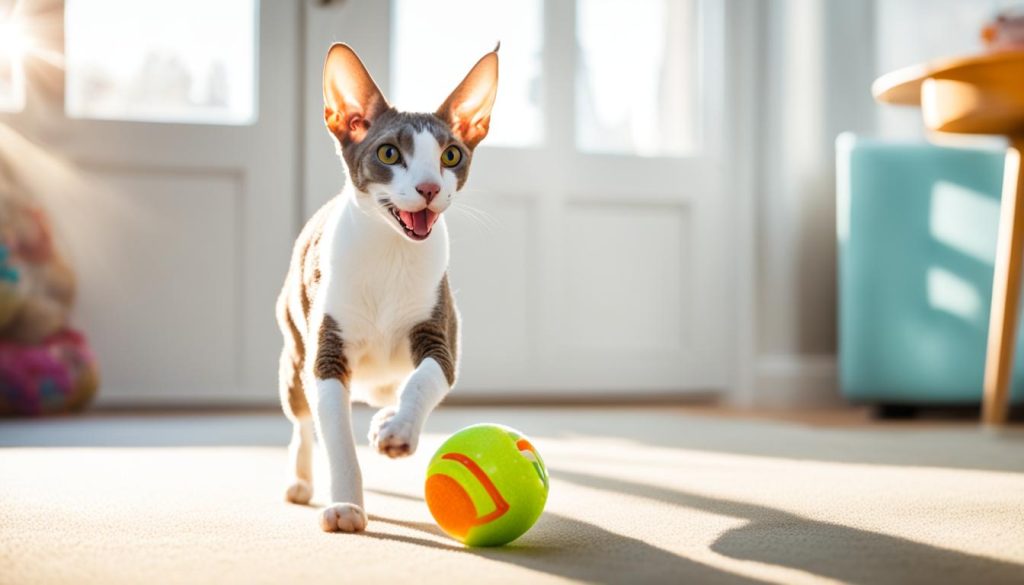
[424,424,549,547]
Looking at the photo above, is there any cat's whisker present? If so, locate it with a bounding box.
[455,202,500,229]
[454,188,497,198]
[445,205,484,226]
[447,205,500,233]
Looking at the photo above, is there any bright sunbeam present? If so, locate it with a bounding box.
[0,2,80,222]
[0,0,65,111]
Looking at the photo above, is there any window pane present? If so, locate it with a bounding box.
[0,3,26,112]
[65,0,256,125]
[576,0,698,156]
[391,0,543,148]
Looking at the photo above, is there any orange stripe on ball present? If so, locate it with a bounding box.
[425,473,476,539]
[516,439,535,454]
[441,452,510,524]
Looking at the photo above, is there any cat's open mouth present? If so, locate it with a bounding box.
[387,205,439,241]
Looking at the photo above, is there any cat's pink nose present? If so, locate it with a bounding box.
[416,182,441,203]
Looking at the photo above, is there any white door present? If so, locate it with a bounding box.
[305,0,733,397]
[0,0,300,405]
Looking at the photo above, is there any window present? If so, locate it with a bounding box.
[391,0,699,156]
[64,0,257,125]
[576,0,699,156]
[391,0,544,147]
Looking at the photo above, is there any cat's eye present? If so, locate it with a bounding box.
[377,144,401,165]
[440,145,462,168]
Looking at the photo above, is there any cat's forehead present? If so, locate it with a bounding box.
[367,110,455,151]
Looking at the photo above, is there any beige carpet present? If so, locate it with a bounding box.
[1,407,1023,585]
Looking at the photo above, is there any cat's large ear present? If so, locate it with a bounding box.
[323,43,389,145]
[436,46,499,149]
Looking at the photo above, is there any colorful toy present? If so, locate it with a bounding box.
[424,424,549,547]
[0,244,24,330]
[0,171,99,416]
[0,328,99,416]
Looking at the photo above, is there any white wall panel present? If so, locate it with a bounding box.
[563,203,689,353]
[447,196,534,387]
[54,168,241,402]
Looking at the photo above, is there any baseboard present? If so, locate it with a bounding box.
[749,354,843,410]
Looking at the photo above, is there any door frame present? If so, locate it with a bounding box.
[721,0,762,406]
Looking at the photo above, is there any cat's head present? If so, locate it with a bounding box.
[322,43,498,242]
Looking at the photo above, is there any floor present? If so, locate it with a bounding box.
[1,406,1023,585]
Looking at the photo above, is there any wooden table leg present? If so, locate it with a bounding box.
[983,137,1024,427]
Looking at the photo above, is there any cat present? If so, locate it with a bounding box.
[276,43,497,533]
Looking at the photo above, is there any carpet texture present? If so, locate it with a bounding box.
[1,407,1023,584]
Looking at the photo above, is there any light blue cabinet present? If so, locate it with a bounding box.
[837,134,1024,404]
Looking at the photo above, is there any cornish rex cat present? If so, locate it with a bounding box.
[276,43,497,532]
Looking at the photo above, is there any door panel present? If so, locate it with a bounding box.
[563,204,689,353]
[446,195,535,389]
[62,168,242,402]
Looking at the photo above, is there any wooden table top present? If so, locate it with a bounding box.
[873,50,1024,106]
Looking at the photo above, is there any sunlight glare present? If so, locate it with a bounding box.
[926,266,982,321]
[929,180,999,265]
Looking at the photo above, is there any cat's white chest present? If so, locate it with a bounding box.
[320,200,448,398]
[337,265,435,380]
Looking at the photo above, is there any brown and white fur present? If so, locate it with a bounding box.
[276,44,497,532]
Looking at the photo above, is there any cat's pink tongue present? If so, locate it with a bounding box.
[411,210,438,236]
[399,209,439,237]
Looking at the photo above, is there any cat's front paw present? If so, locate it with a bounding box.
[320,503,367,533]
[368,407,418,458]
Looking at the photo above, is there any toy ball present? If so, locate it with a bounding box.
[425,424,549,547]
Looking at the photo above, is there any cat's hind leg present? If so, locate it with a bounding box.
[285,418,315,504]
[280,348,314,505]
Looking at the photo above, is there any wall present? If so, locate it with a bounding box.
[749,0,875,407]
